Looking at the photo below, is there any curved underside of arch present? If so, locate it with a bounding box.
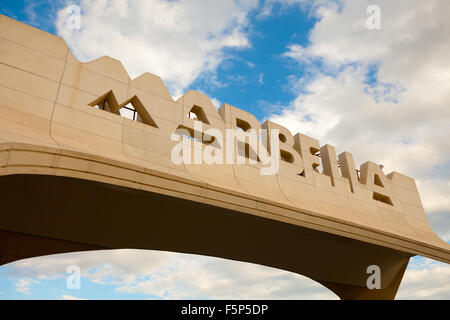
[0,172,412,300]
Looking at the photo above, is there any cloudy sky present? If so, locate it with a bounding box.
[0,0,449,299]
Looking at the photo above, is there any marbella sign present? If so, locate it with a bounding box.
[90,90,397,208]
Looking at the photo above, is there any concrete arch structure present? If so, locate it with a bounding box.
[0,15,448,299]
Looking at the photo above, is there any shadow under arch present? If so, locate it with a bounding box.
[0,174,411,299]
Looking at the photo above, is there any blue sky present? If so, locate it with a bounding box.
[0,0,317,121]
[0,0,449,299]
[190,4,316,118]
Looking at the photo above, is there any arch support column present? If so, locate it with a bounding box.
[319,259,409,300]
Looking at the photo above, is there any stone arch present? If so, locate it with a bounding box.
[0,171,411,300]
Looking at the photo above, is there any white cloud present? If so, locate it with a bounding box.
[114,252,337,299]
[397,258,450,299]
[270,0,450,244]
[15,277,39,295]
[211,97,222,109]
[5,250,449,299]
[5,250,337,299]
[9,249,170,287]
[56,0,259,96]
[258,72,264,84]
